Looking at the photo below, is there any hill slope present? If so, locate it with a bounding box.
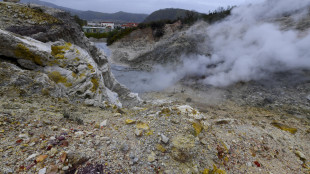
[72,10,148,22]
[14,0,148,22]
[143,8,200,23]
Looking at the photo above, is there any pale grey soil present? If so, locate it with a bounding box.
[1,69,309,173]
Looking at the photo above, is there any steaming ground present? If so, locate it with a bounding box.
[108,0,310,91]
[96,0,310,95]
[166,0,310,87]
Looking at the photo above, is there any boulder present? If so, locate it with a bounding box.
[0,2,140,107]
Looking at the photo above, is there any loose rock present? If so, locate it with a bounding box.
[161,134,169,144]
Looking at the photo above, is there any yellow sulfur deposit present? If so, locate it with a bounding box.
[125,119,136,124]
[193,122,202,136]
[203,165,226,174]
[271,121,297,134]
[136,122,149,130]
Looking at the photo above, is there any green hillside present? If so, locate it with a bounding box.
[16,0,148,22]
[143,8,200,23]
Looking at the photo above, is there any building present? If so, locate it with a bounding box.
[87,22,99,27]
[83,21,138,33]
[121,23,139,28]
[82,26,106,33]
[100,22,115,30]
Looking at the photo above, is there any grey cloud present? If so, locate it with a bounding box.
[41,0,262,13]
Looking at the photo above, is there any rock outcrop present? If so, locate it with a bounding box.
[0,2,140,107]
[109,21,210,70]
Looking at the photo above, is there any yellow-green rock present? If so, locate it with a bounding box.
[271,121,297,134]
[125,119,135,124]
[136,122,149,130]
[203,165,227,174]
[171,134,195,162]
[192,122,202,136]
[156,144,167,153]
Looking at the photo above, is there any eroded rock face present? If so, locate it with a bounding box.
[0,61,61,98]
[109,21,210,70]
[0,2,140,107]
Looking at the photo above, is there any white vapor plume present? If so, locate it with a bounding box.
[146,0,310,88]
[198,0,310,86]
[110,0,310,92]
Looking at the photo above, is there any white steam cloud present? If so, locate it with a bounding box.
[199,0,310,86]
[109,0,310,92]
[146,0,310,89]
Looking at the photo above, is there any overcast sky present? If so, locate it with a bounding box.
[41,0,265,14]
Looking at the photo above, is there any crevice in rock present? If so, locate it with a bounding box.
[0,55,32,70]
[6,25,49,36]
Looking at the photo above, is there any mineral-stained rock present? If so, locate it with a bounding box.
[171,134,196,162]
[135,128,143,137]
[125,119,136,124]
[271,121,297,134]
[67,151,89,168]
[109,21,209,70]
[46,165,58,173]
[77,164,105,174]
[192,122,203,136]
[0,2,140,107]
[147,151,156,162]
[295,150,306,161]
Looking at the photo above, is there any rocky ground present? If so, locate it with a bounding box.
[1,1,310,174]
[1,70,310,174]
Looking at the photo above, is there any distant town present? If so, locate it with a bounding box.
[82,22,139,33]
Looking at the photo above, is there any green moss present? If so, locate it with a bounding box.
[14,43,43,65]
[91,77,99,92]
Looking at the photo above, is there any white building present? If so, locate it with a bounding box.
[87,22,99,27]
[100,22,115,30]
